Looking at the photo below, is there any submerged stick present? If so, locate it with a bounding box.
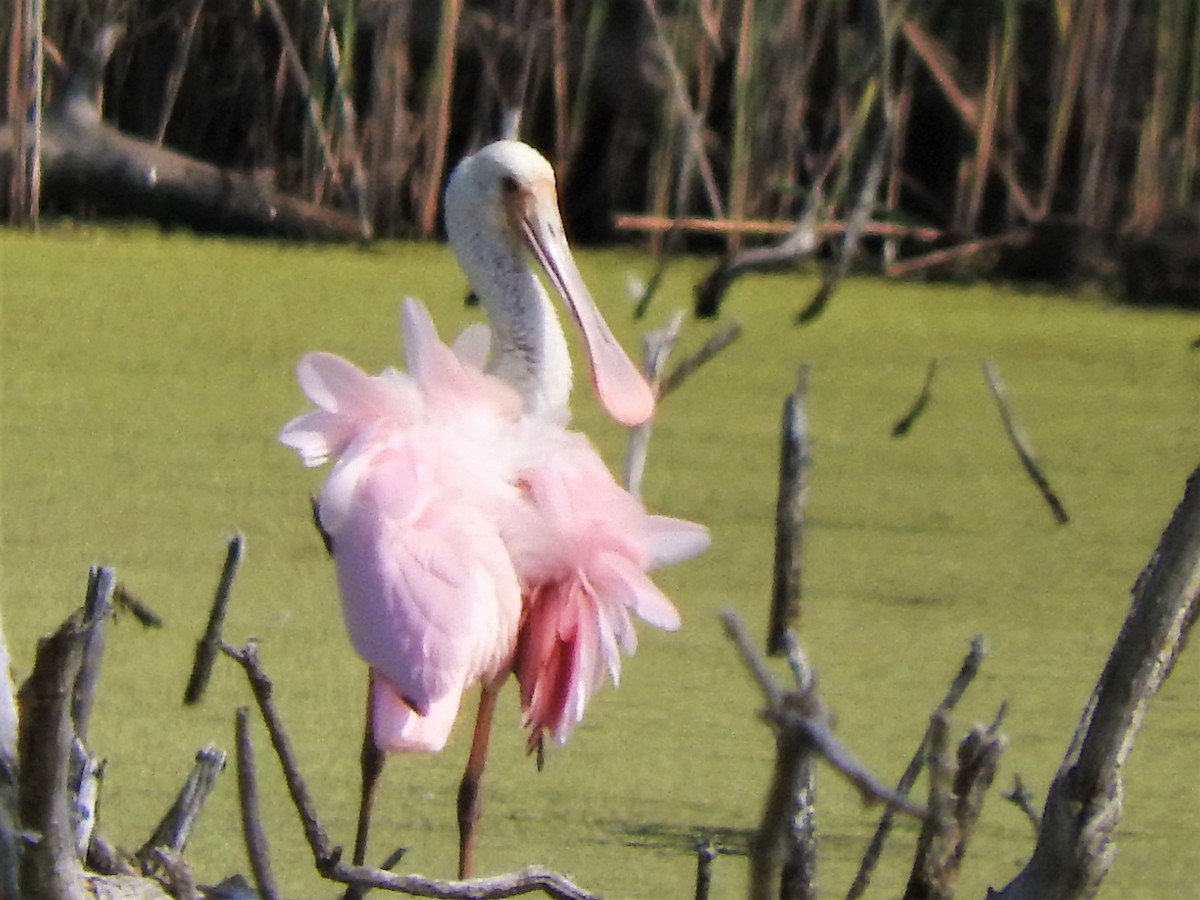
[891,358,938,437]
[113,582,163,628]
[981,359,1070,524]
[184,533,245,705]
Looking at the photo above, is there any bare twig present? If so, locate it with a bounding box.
[1003,773,1041,832]
[624,311,684,497]
[657,322,742,400]
[223,641,599,898]
[993,460,1200,899]
[219,641,338,868]
[846,635,986,900]
[768,366,811,656]
[137,745,227,862]
[184,533,245,705]
[236,707,280,900]
[891,358,938,437]
[981,359,1070,524]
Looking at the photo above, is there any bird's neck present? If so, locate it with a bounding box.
[457,236,573,417]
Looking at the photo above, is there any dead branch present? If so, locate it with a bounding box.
[891,359,938,437]
[981,359,1070,524]
[657,321,742,400]
[137,745,226,864]
[221,641,601,898]
[777,633,817,900]
[0,112,365,240]
[694,212,821,318]
[614,214,942,241]
[846,636,986,900]
[884,230,1031,278]
[720,611,927,900]
[992,460,1200,899]
[904,712,954,900]
[904,710,1005,899]
[1002,774,1041,832]
[235,707,280,900]
[70,568,114,859]
[17,612,89,900]
[767,366,811,656]
[624,312,685,497]
[184,534,245,705]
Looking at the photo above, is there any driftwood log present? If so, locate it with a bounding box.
[0,110,365,241]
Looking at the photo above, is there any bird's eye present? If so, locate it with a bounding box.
[500,175,520,194]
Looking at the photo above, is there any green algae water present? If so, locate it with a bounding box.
[2,226,1197,897]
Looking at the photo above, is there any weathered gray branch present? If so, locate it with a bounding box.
[992,460,1200,899]
[17,613,89,900]
[903,710,1005,899]
[137,745,226,864]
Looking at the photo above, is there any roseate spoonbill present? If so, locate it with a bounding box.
[279,140,708,878]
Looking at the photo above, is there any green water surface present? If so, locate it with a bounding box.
[1,226,1197,897]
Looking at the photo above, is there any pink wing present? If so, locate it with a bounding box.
[280,299,525,753]
[505,426,710,745]
[327,434,521,752]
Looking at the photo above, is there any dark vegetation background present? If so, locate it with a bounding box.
[4,0,1199,305]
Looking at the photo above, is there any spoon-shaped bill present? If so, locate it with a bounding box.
[518,201,655,428]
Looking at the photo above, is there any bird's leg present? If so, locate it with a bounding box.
[352,677,385,869]
[456,684,499,879]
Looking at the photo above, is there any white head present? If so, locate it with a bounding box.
[444,141,654,427]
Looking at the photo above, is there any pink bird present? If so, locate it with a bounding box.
[279,140,708,878]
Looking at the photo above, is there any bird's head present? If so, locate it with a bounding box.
[445,141,654,428]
